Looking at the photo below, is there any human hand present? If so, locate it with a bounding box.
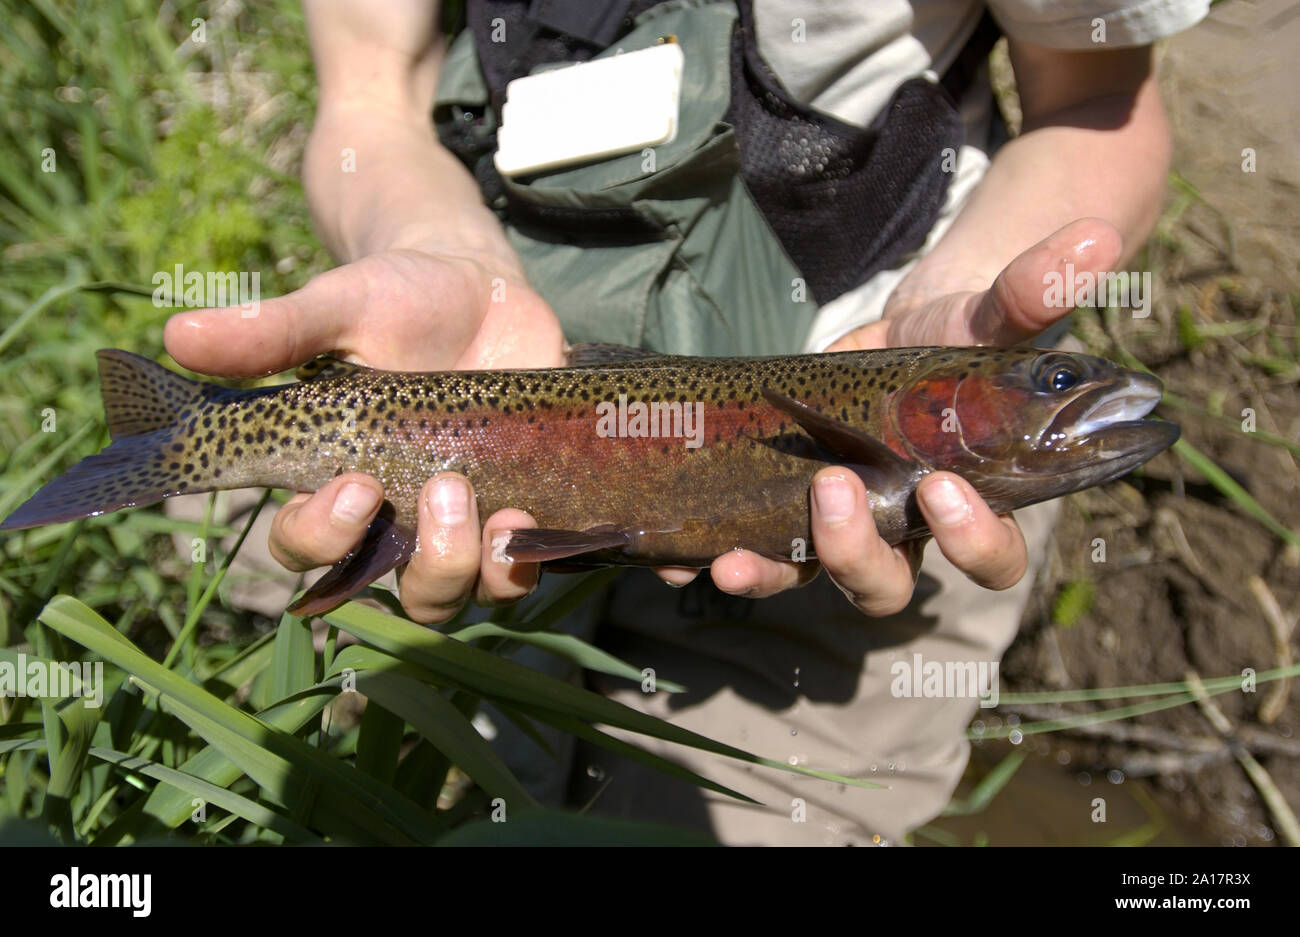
[671,219,1125,615]
[165,246,565,621]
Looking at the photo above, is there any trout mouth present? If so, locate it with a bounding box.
[1044,372,1179,459]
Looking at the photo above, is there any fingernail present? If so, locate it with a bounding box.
[429,476,469,526]
[332,483,379,525]
[813,475,854,524]
[491,532,514,564]
[921,477,972,527]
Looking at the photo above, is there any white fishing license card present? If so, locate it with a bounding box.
[494,40,684,177]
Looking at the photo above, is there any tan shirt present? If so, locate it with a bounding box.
[748,0,1209,349]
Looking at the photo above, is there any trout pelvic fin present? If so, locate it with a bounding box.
[760,387,922,493]
[288,505,416,616]
[503,524,630,563]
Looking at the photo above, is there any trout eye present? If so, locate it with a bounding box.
[1048,367,1078,392]
[1033,356,1081,393]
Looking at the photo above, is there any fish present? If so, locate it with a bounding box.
[0,343,1178,615]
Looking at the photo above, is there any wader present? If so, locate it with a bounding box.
[433,0,1058,844]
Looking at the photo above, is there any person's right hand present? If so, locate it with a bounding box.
[164,246,566,622]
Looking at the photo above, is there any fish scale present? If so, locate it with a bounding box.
[1,343,1177,616]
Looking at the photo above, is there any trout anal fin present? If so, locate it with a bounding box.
[288,505,415,616]
[503,524,631,563]
[761,386,922,493]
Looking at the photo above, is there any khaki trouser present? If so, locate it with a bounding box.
[479,498,1059,845]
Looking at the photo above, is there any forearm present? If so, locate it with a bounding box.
[301,0,519,272]
[303,111,518,269]
[889,45,1170,313]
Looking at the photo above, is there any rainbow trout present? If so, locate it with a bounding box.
[1,344,1178,614]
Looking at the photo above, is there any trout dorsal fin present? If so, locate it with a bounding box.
[564,343,677,368]
[761,387,922,493]
[295,355,372,383]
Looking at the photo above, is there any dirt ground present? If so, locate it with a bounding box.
[958,0,1300,846]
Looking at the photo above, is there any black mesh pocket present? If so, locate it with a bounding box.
[724,8,963,304]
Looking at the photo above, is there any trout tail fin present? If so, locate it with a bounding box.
[1,350,220,529]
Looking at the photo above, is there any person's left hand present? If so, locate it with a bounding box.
[655,218,1124,615]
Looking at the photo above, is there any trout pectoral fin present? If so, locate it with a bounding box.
[760,387,921,493]
[503,524,631,563]
[288,505,415,617]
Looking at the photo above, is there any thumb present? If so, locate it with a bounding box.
[967,217,1124,346]
[163,264,364,378]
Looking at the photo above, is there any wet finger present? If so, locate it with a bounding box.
[811,469,919,616]
[916,472,1027,590]
[398,474,483,624]
[478,509,542,606]
[268,472,383,571]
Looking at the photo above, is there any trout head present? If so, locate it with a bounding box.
[889,349,1180,512]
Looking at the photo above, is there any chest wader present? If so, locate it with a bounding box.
[435,0,997,357]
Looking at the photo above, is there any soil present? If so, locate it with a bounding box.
[941,0,1300,846]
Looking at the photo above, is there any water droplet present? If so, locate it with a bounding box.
[870,764,878,773]
[887,762,896,774]
[971,720,986,736]
[1077,771,1092,786]
[1009,729,1023,745]
[586,764,605,781]
[1007,714,1020,727]
[1107,769,1125,785]
[1056,750,1071,766]
[790,728,798,736]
